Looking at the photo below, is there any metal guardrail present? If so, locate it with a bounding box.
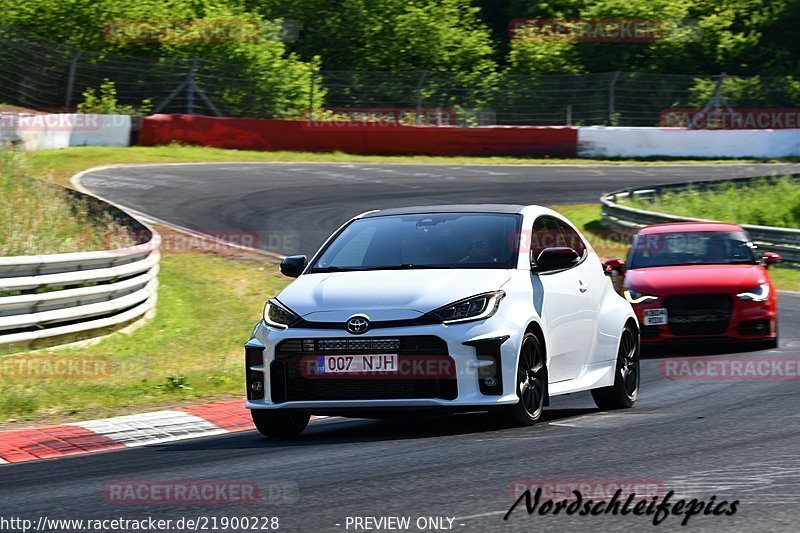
[0,191,160,346]
[600,175,800,267]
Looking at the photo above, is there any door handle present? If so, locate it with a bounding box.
[578,280,588,293]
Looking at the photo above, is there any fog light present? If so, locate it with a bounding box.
[484,376,497,387]
[250,381,263,392]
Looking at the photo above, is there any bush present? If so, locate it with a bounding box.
[77,78,152,115]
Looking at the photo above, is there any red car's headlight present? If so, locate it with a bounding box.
[624,289,658,304]
[737,283,770,302]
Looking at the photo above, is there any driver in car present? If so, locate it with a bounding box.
[460,231,496,263]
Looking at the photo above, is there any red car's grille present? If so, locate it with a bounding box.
[664,294,732,336]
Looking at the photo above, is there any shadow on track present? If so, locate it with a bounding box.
[158,407,600,453]
[641,342,777,359]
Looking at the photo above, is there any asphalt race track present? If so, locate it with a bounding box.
[3,163,799,532]
[76,162,800,256]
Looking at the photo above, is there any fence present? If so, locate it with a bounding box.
[0,190,160,348]
[2,29,799,126]
[601,176,800,266]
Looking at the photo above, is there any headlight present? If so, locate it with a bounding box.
[427,291,505,324]
[737,283,770,302]
[624,289,658,304]
[263,299,300,329]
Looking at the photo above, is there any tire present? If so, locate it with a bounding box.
[251,409,310,438]
[592,324,639,410]
[501,333,547,426]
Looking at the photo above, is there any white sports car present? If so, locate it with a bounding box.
[245,205,639,437]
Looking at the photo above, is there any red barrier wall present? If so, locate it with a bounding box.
[139,114,578,157]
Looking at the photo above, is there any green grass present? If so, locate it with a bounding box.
[26,145,780,188]
[0,250,290,426]
[619,177,800,229]
[0,151,131,255]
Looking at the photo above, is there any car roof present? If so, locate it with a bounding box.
[359,204,528,218]
[638,221,744,235]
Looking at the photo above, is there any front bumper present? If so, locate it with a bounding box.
[633,296,777,344]
[244,316,524,412]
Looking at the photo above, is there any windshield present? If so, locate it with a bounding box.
[627,230,759,269]
[309,213,521,271]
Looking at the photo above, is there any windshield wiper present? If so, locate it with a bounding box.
[309,264,459,273]
[377,264,456,270]
[307,266,356,273]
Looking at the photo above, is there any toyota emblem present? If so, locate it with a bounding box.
[346,315,370,334]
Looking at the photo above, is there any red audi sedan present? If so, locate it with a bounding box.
[605,222,781,348]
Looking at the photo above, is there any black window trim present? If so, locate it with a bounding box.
[529,215,589,274]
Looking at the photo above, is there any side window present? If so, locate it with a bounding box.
[530,216,565,260]
[556,220,587,257]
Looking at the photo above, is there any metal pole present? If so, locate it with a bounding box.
[186,58,197,115]
[608,71,620,124]
[64,51,82,110]
[566,104,572,126]
[309,73,315,119]
[416,71,428,125]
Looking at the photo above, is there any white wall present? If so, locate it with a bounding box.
[578,126,800,158]
[0,113,131,151]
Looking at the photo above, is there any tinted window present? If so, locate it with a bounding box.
[627,231,758,269]
[530,216,564,259]
[530,216,586,262]
[310,213,521,271]
[556,220,587,257]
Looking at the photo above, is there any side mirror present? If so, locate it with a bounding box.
[603,257,626,276]
[279,255,307,278]
[762,252,781,267]
[533,247,580,273]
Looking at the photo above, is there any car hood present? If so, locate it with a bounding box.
[624,264,767,294]
[277,269,512,322]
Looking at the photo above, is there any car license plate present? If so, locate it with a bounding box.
[643,308,668,326]
[316,354,398,374]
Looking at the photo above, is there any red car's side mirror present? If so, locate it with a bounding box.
[762,252,781,267]
[603,257,625,275]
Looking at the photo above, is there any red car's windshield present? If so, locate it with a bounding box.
[628,230,759,269]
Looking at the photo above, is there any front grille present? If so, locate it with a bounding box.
[271,336,457,402]
[664,294,732,336]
